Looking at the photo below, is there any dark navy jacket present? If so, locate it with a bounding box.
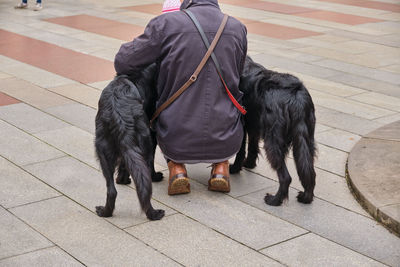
[114,0,247,163]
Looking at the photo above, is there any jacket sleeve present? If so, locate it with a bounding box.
[114,17,164,75]
[239,25,248,76]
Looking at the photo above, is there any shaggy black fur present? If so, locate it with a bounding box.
[230,57,317,206]
[94,64,164,220]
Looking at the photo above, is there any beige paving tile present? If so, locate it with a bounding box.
[0,156,60,209]
[374,112,400,125]
[315,143,348,176]
[261,233,385,267]
[34,126,97,169]
[310,89,395,120]
[0,247,83,267]
[127,214,283,266]
[261,18,328,33]
[310,34,350,43]
[24,156,176,229]
[315,128,362,152]
[0,71,12,80]
[380,64,400,74]
[349,92,400,112]
[0,120,64,166]
[88,79,112,90]
[0,78,73,109]
[9,197,178,266]
[315,123,332,133]
[0,103,69,134]
[0,206,52,259]
[47,83,101,109]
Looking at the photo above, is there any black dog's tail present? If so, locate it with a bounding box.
[121,147,152,213]
[290,84,316,203]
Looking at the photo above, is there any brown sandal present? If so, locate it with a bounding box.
[168,161,190,195]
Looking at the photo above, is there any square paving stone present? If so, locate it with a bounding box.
[148,177,307,250]
[0,247,84,267]
[0,156,60,208]
[0,206,52,259]
[261,233,385,267]
[239,189,400,266]
[44,103,96,134]
[0,120,64,166]
[34,126,97,169]
[9,196,178,266]
[24,156,176,228]
[0,103,69,134]
[126,214,283,267]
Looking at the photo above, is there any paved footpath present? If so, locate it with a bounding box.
[0,0,399,266]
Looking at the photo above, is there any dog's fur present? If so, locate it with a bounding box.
[94,64,164,220]
[230,57,317,206]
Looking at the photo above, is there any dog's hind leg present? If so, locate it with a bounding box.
[263,132,292,206]
[95,140,118,217]
[243,128,260,169]
[230,126,247,174]
[293,119,316,204]
[150,130,163,182]
[116,161,131,185]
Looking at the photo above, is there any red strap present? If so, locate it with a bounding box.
[217,71,247,115]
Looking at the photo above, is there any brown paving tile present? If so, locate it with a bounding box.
[296,10,383,25]
[0,92,20,106]
[0,30,115,84]
[246,21,321,39]
[318,0,400,12]
[242,1,316,14]
[45,15,144,41]
[124,4,163,15]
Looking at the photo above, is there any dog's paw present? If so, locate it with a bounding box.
[95,206,113,217]
[146,209,165,221]
[116,175,131,185]
[152,172,164,182]
[264,193,283,206]
[243,158,257,169]
[229,164,242,174]
[297,191,313,204]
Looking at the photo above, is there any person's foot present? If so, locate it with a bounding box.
[208,160,230,192]
[168,161,190,195]
[14,2,28,8]
[33,3,42,11]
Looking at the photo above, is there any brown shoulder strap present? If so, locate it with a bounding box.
[150,14,229,127]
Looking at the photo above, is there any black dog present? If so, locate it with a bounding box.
[95,64,164,220]
[230,57,316,206]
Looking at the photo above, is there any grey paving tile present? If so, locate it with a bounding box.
[0,103,69,134]
[366,120,400,142]
[126,214,283,267]
[0,247,83,267]
[314,59,400,85]
[47,83,101,109]
[239,189,400,266]
[261,233,385,267]
[315,128,362,152]
[0,120,64,166]
[374,113,400,125]
[316,106,384,136]
[9,197,178,266]
[329,73,400,98]
[0,156,60,209]
[184,163,276,198]
[248,154,369,217]
[34,126,97,169]
[44,103,96,134]
[330,29,400,48]
[148,177,307,250]
[24,156,175,228]
[315,143,348,177]
[252,53,343,79]
[0,206,52,259]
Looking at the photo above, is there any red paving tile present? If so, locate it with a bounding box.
[0,92,20,106]
[124,4,163,15]
[0,30,115,84]
[296,10,382,25]
[318,0,400,12]
[45,15,144,41]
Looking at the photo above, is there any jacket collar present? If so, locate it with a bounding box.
[180,0,220,10]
